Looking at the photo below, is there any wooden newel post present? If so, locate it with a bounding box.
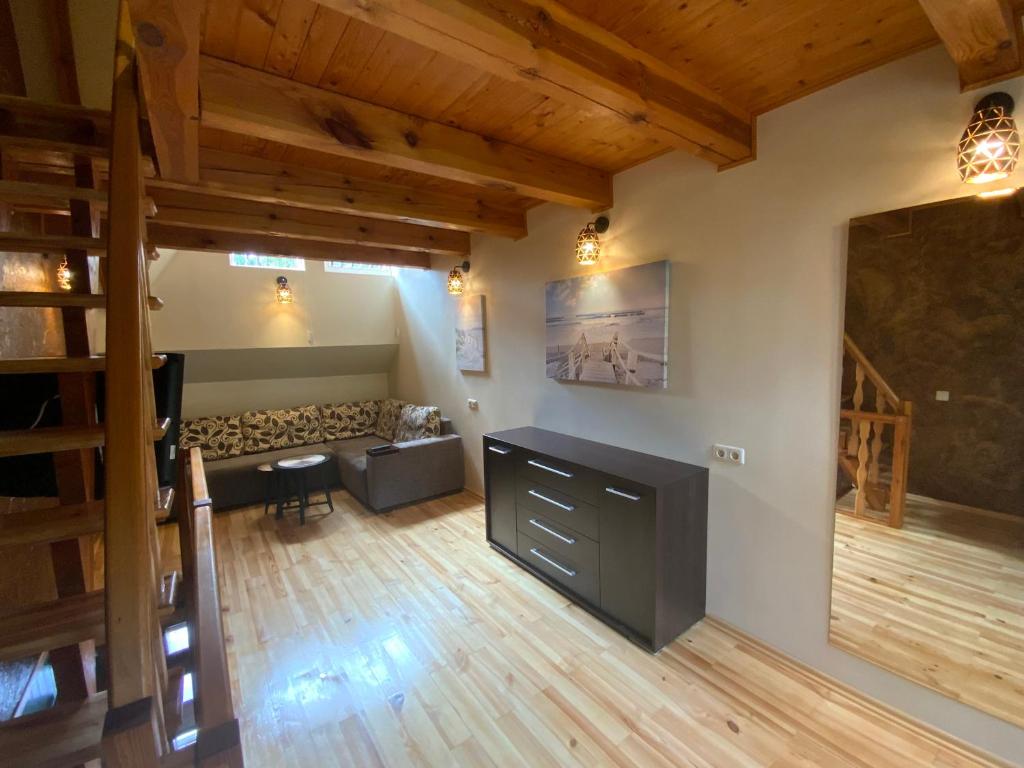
[101,697,162,767]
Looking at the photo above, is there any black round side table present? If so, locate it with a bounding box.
[271,453,335,525]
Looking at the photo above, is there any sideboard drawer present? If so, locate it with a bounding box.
[517,530,600,607]
[517,509,599,573]
[516,479,600,541]
[517,453,600,504]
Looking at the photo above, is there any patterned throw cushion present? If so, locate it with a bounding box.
[374,398,406,442]
[394,404,441,443]
[179,415,244,461]
[241,405,323,454]
[320,400,381,441]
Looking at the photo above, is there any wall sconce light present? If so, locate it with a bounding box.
[448,260,470,295]
[275,275,294,304]
[576,216,609,266]
[56,255,72,291]
[958,92,1020,186]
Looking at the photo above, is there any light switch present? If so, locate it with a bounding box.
[935,390,950,402]
[467,398,479,410]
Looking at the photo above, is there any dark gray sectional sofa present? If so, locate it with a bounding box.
[179,398,464,512]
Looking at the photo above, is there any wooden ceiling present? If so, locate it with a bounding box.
[9,0,1023,269]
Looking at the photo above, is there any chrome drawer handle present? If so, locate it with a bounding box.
[605,486,642,501]
[488,445,512,455]
[529,547,576,577]
[527,459,573,478]
[528,489,575,512]
[528,518,576,545]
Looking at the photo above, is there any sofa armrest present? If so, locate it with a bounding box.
[365,434,464,511]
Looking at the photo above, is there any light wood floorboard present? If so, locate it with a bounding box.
[205,489,1009,767]
[830,493,1024,729]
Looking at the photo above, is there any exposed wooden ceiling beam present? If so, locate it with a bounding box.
[147,148,527,238]
[198,55,611,210]
[919,0,1023,90]
[127,0,200,181]
[146,222,432,269]
[318,0,752,165]
[148,187,470,256]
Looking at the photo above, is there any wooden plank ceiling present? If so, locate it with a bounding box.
[8,0,1022,269]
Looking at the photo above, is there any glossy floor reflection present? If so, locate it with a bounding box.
[211,489,1001,767]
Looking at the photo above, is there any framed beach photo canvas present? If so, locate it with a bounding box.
[456,294,486,372]
[545,261,669,389]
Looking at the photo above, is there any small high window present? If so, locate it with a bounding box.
[323,261,395,276]
[228,253,305,271]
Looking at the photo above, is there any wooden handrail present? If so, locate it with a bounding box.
[839,409,909,426]
[100,5,166,766]
[185,448,242,766]
[843,333,901,410]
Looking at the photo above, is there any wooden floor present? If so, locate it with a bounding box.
[208,489,1008,767]
[831,493,1024,729]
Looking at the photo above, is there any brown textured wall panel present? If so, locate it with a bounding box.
[846,195,1024,516]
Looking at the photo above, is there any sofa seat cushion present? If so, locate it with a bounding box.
[242,405,322,454]
[320,400,381,441]
[179,414,244,461]
[373,399,406,442]
[394,404,441,443]
[327,436,383,505]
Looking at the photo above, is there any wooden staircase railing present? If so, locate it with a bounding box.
[838,334,913,528]
[0,1,242,764]
[177,448,242,766]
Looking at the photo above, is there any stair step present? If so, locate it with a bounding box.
[156,485,175,523]
[0,499,104,548]
[0,353,167,374]
[0,591,105,662]
[0,291,163,310]
[0,419,171,458]
[0,485,178,548]
[0,690,107,768]
[0,179,106,206]
[159,571,181,616]
[0,180,157,218]
[0,231,106,255]
[164,667,187,740]
[0,135,109,159]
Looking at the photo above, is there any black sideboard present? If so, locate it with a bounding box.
[484,426,709,652]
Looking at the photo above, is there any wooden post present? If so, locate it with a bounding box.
[888,402,913,529]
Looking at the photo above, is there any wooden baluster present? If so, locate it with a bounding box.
[847,362,865,456]
[854,418,872,518]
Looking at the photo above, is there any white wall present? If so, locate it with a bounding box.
[151,250,399,415]
[391,47,1024,762]
[151,250,398,351]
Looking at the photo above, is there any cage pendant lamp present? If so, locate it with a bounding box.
[56,255,72,291]
[275,275,294,304]
[576,216,609,266]
[958,93,1021,185]
[447,261,470,295]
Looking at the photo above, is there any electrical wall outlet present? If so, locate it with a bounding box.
[935,390,950,402]
[467,398,479,410]
[712,443,745,465]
